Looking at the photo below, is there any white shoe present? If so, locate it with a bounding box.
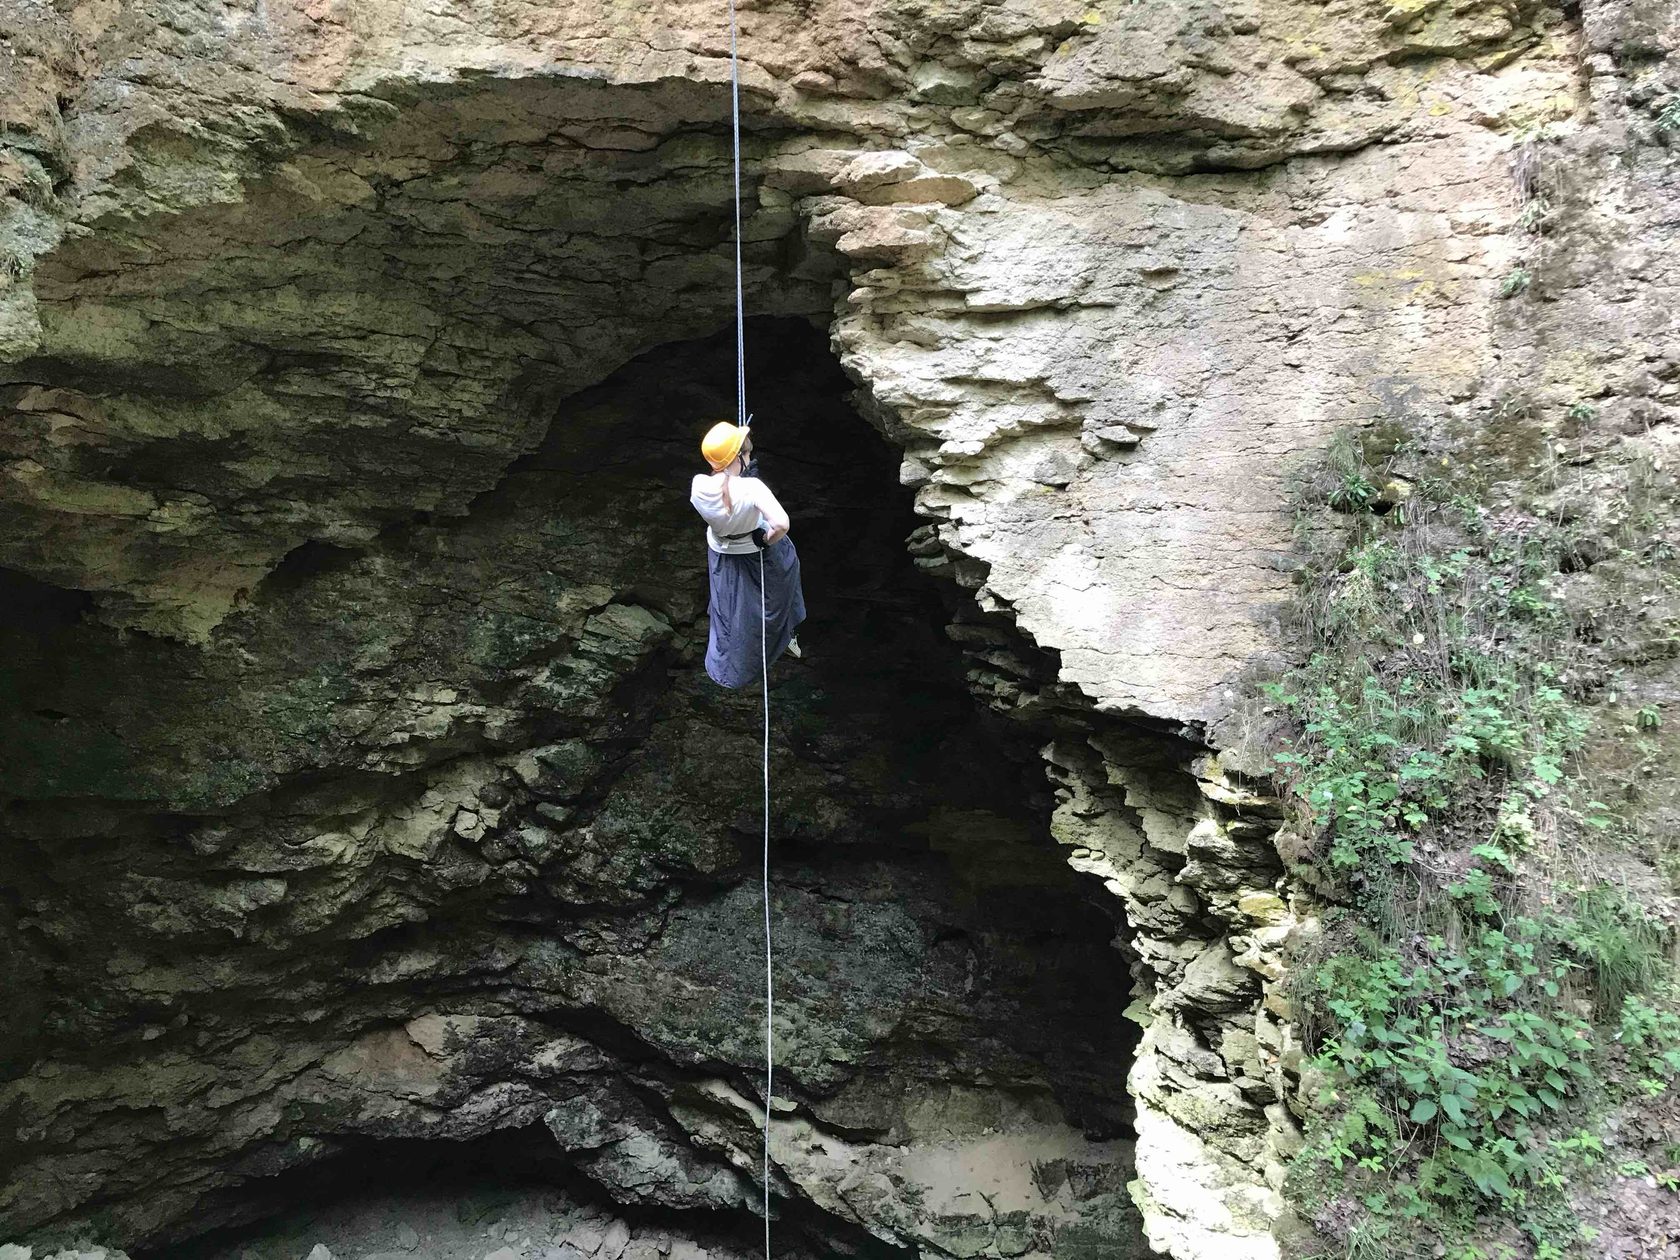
[786,637,803,659]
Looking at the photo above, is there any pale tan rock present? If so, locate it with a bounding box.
[852,173,981,207]
[1235,892,1288,925]
[835,151,925,196]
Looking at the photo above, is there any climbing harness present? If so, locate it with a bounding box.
[727,0,776,1254]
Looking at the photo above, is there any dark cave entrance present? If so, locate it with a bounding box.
[8,319,1143,1259]
[507,313,1142,1138]
[154,1127,906,1260]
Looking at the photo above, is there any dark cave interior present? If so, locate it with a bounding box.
[1,318,1142,1257]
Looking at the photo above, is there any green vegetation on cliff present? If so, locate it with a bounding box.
[1271,429,1680,1259]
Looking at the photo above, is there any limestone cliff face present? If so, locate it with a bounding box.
[1,1,1675,1258]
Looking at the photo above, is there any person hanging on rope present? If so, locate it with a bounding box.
[690,421,807,689]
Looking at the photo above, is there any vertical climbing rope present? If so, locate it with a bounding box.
[729,0,775,1255]
[730,0,748,431]
[758,548,773,1260]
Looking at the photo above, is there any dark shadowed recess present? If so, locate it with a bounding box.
[524,316,1140,1126]
[149,1126,906,1260]
[1,317,1139,1253]
[0,567,94,635]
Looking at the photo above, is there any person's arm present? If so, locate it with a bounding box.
[751,479,790,544]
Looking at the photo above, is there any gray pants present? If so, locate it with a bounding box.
[704,538,807,689]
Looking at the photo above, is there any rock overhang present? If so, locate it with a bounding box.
[3,68,840,640]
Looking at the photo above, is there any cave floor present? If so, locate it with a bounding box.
[180,1182,753,1260]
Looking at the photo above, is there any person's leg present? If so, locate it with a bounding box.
[722,550,778,688]
[761,538,806,666]
[704,550,758,689]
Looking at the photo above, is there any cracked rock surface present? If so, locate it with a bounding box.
[0,326,1142,1258]
[3,0,1678,1258]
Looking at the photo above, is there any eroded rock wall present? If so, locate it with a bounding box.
[3,0,1677,1258]
[1,326,1142,1258]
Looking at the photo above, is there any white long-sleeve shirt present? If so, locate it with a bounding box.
[690,473,788,555]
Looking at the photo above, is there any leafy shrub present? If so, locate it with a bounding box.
[1618,995,1680,1091]
[1272,432,1680,1251]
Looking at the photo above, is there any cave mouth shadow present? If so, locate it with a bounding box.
[202,317,1136,1254]
[5,318,1144,1260]
[174,316,1139,1254]
[143,1128,584,1260]
[143,1125,905,1260]
[517,314,1142,1132]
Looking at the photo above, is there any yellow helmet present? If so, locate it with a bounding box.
[701,421,750,471]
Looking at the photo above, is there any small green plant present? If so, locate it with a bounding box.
[1567,401,1597,423]
[1518,197,1552,232]
[1554,1128,1607,1163]
[1658,96,1680,132]
[1328,473,1380,514]
[1500,268,1533,298]
[1618,994,1680,1086]
[1302,430,1389,516]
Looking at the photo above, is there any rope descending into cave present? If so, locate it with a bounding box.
[758,544,773,1258]
[730,0,748,432]
[729,1,776,1255]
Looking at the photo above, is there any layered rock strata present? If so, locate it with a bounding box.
[1,327,1143,1258]
[2,0,1676,1258]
